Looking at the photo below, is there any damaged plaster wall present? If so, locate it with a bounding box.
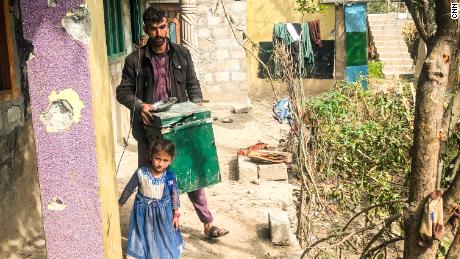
[19,1,114,257]
[0,0,45,258]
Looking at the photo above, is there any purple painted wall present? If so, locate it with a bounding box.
[20,1,104,257]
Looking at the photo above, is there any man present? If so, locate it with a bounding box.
[116,6,229,239]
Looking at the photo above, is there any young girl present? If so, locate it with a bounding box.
[119,139,182,259]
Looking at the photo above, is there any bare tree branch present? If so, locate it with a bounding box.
[360,215,401,259]
[342,199,406,231]
[443,157,460,223]
[301,214,402,259]
[366,237,404,257]
[404,0,430,42]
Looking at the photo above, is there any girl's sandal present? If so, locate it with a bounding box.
[207,226,229,239]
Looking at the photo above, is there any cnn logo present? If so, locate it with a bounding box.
[453,3,458,19]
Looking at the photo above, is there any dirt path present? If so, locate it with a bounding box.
[116,100,303,258]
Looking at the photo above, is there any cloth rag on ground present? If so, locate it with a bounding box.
[272,98,292,125]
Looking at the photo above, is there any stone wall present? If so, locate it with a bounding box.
[196,0,250,104]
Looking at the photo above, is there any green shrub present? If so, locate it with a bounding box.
[368,60,384,79]
[304,81,414,216]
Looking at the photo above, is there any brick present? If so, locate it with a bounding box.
[224,59,240,72]
[207,15,222,26]
[214,72,229,82]
[212,27,229,37]
[258,163,288,181]
[203,73,213,82]
[230,50,246,59]
[231,71,246,82]
[198,28,211,38]
[237,155,258,182]
[7,106,21,124]
[229,2,246,13]
[268,209,291,245]
[215,49,230,59]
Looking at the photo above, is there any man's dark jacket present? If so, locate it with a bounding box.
[116,41,203,141]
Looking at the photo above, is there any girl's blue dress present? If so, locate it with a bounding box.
[124,167,183,259]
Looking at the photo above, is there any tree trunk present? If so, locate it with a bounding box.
[446,227,460,258]
[404,0,459,256]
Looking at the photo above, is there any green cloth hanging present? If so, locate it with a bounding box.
[300,22,314,71]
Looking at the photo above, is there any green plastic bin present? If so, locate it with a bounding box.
[145,102,221,193]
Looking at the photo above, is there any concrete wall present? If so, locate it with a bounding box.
[20,0,121,257]
[0,1,45,257]
[246,0,337,96]
[195,0,250,104]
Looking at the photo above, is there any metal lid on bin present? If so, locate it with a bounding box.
[150,102,211,128]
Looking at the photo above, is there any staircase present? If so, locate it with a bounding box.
[368,13,414,78]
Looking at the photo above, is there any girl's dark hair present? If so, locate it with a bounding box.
[143,6,166,24]
[149,138,175,158]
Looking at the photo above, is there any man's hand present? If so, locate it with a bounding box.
[139,103,154,126]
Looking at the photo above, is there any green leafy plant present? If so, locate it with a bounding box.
[368,60,384,79]
[296,0,326,14]
[303,80,414,216]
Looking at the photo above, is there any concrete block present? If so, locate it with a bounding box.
[231,71,246,82]
[258,163,288,181]
[215,72,229,82]
[207,15,222,26]
[230,50,246,59]
[237,155,258,182]
[7,106,21,124]
[225,59,240,71]
[215,49,230,59]
[268,209,291,245]
[212,27,229,37]
[198,28,211,38]
[203,73,213,82]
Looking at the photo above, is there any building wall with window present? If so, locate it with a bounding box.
[0,0,45,257]
[246,0,339,96]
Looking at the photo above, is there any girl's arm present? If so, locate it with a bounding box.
[118,170,140,207]
[169,172,180,230]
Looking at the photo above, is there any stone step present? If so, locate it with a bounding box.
[380,58,414,66]
[383,65,414,75]
[378,52,412,59]
[377,45,410,52]
[374,40,407,48]
[371,29,402,36]
[373,35,407,42]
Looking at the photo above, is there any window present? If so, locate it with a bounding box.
[129,0,142,44]
[0,0,20,101]
[103,0,126,58]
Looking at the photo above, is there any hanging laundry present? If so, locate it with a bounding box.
[301,22,314,69]
[286,23,301,42]
[307,20,322,47]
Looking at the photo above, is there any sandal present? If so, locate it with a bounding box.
[207,226,229,238]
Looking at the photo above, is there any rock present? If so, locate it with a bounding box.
[258,163,288,181]
[232,104,252,114]
[237,155,258,183]
[221,117,233,123]
[250,179,260,185]
[268,209,291,246]
[34,239,46,248]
